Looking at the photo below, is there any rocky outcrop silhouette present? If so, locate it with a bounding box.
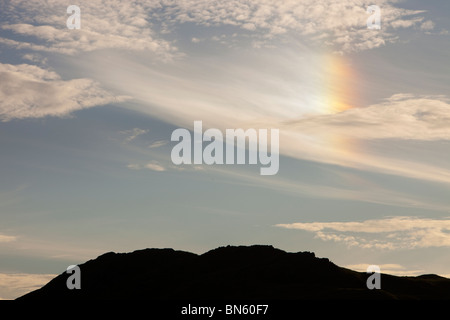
[18,245,450,300]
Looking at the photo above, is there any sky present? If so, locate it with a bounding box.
[1,0,450,299]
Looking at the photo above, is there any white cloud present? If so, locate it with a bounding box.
[126,164,142,170]
[0,63,129,121]
[391,18,423,29]
[0,0,432,56]
[344,263,424,276]
[127,162,166,172]
[149,140,168,148]
[184,161,450,212]
[157,0,428,53]
[0,273,56,300]
[144,163,166,172]
[420,20,435,31]
[276,216,450,250]
[119,128,149,142]
[287,94,450,141]
[84,42,450,185]
[276,94,450,184]
[21,53,47,64]
[0,234,17,243]
[0,0,178,58]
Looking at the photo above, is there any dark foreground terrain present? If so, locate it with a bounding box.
[19,245,450,300]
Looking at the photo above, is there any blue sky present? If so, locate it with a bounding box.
[1,0,450,299]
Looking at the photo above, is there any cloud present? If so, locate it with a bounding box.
[0,0,432,56]
[276,216,450,250]
[277,94,450,184]
[0,234,17,243]
[149,140,168,148]
[145,163,166,172]
[0,63,129,121]
[119,128,149,142]
[84,43,450,185]
[391,18,423,29]
[0,273,56,300]
[126,164,141,170]
[127,161,205,172]
[0,0,178,58]
[21,53,47,64]
[287,94,450,141]
[156,0,428,53]
[344,263,424,276]
[127,162,166,172]
[420,20,435,31]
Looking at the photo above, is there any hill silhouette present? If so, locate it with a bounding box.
[18,245,450,300]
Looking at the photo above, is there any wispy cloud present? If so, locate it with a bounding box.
[193,163,450,212]
[277,94,450,184]
[127,162,166,172]
[148,140,168,148]
[144,163,166,172]
[0,234,17,243]
[119,128,149,142]
[344,263,424,276]
[0,63,128,121]
[0,273,56,300]
[276,216,450,250]
[83,46,450,185]
[287,94,450,141]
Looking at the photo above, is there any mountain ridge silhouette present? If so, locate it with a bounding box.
[18,245,450,300]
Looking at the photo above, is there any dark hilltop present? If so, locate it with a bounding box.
[19,245,450,300]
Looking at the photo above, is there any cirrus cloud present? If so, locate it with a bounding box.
[0,233,17,243]
[344,263,424,276]
[276,216,450,250]
[119,128,149,142]
[127,162,166,172]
